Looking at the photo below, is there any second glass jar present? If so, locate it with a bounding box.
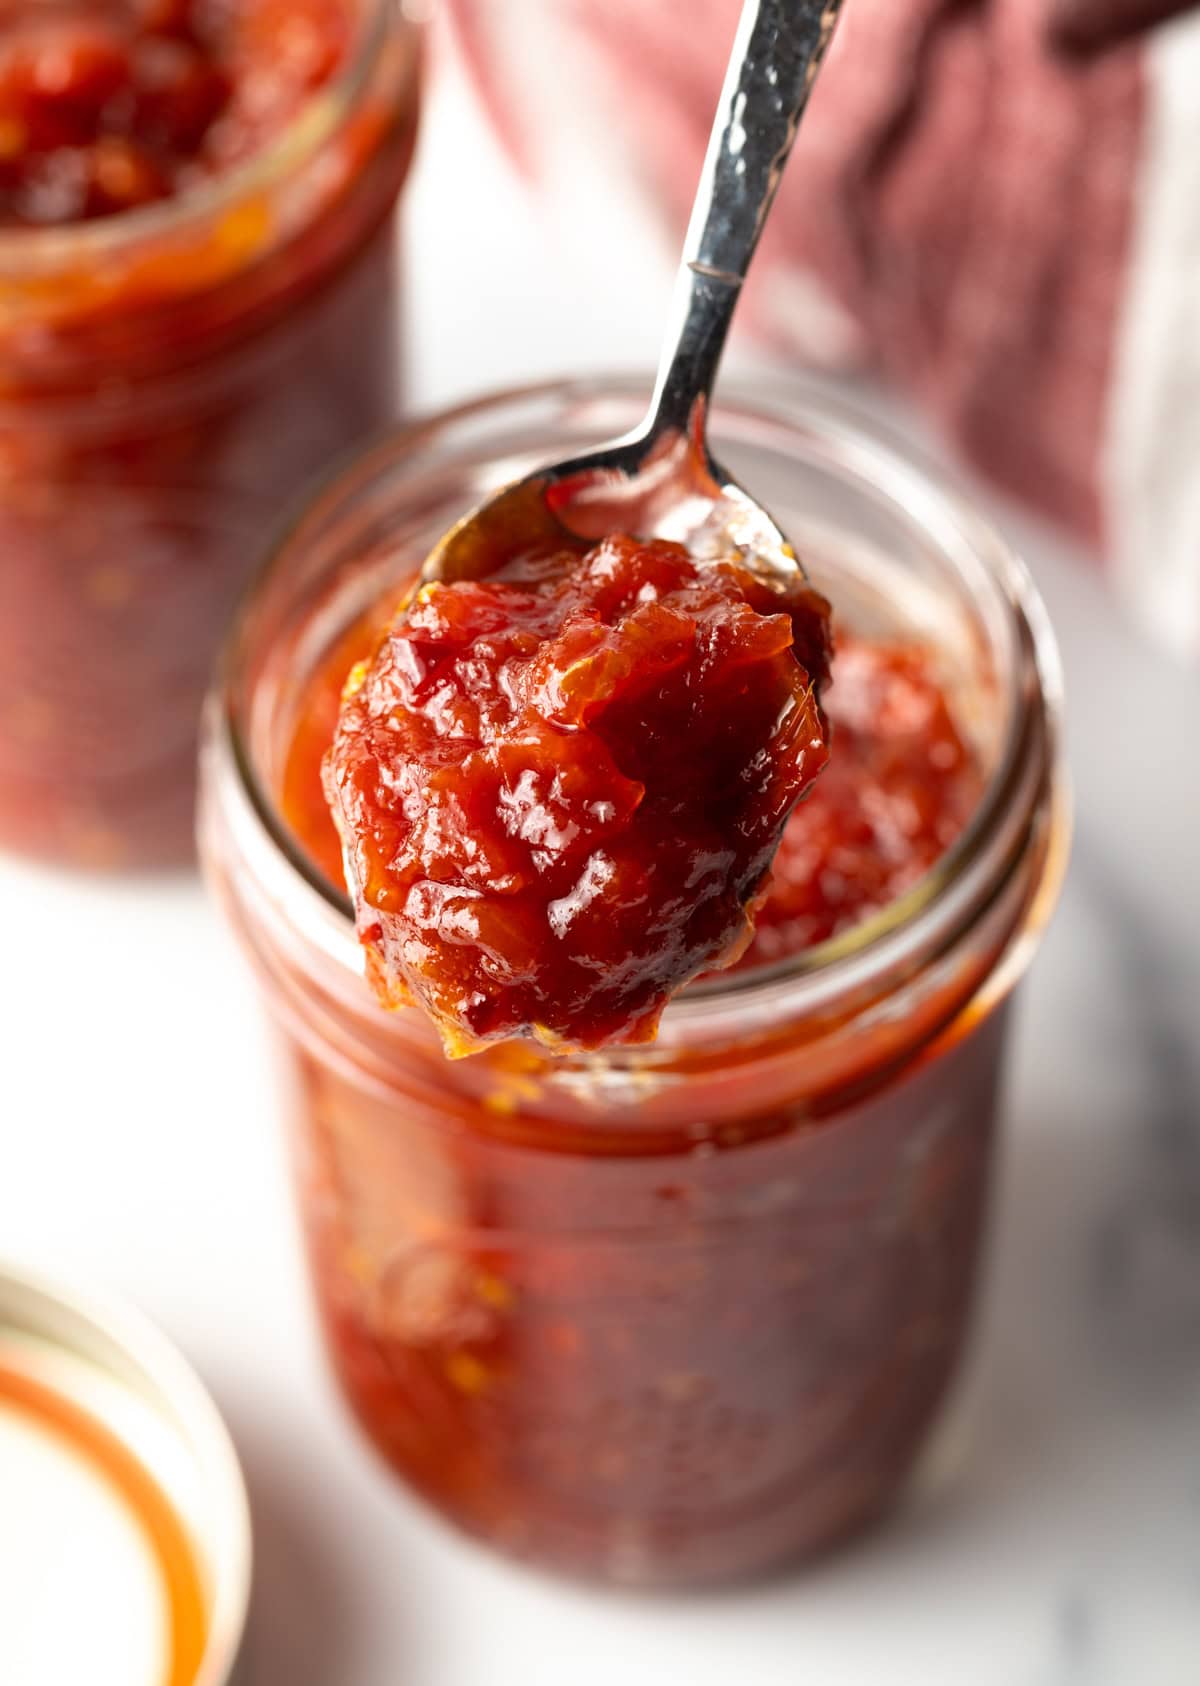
[0,0,422,869]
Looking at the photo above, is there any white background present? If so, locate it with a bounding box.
[3,32,1200,1686]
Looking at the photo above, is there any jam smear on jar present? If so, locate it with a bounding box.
[322,535,833,1055]
[0,0,351,226]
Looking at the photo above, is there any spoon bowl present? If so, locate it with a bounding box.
[421,402,803,594]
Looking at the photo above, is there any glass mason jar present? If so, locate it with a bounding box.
[0,0,422,870]
[199,378,1068,1587]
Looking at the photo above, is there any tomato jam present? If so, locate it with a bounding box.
[201,383,1064,1586]
[323,536,833,1055]
[736,635,983,967]
[270,609,999,1581]
[287,622,983,983]
[0,0,351,225]
[0,0,420,868]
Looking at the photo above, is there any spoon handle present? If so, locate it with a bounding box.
[647,0,847,439]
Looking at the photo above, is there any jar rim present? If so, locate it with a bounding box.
[208,373,1067,1047]
[0,0,403,275]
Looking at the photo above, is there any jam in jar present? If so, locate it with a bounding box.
[201,380,1067,1586]
[0,0,421,868]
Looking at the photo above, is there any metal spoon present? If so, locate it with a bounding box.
[422,0,848,593]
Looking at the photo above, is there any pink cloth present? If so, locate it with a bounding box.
[447,0,1200,657]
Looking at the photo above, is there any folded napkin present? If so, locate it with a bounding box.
[447,0,1200,657]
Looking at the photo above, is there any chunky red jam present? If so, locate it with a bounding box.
[735,635,983,966]
[322,536,833,1054]
[287,617,983,983]
[0,0,350,225]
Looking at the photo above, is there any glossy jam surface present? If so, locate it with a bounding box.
[287,617,983,982]
[0,0,350,225]
[323,537,833,1054]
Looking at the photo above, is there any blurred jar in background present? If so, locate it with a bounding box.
[201,380,1068,1586]
[0,0,422,870]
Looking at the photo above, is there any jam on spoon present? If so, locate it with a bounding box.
[324,532,831,1055]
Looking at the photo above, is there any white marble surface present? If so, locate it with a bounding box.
[3,41,1200,1686]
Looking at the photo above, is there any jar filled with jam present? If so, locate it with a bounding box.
[0,0,422,869]
[200,378,1068,1587]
